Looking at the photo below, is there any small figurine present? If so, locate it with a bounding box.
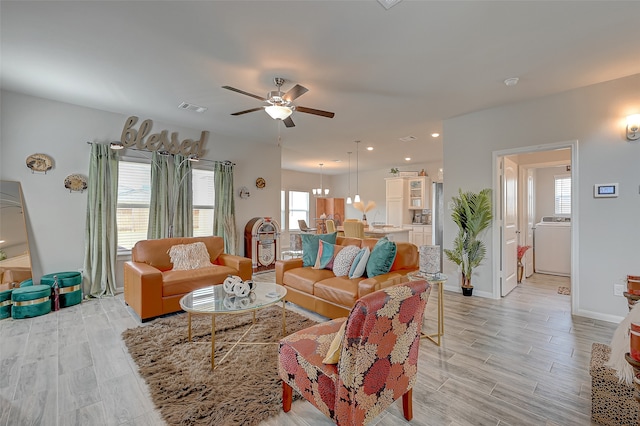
[419,169,427,176]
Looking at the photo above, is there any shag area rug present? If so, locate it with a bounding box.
[122,306,318,425]
[558,286,571,295]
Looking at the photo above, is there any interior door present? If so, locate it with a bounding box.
[502,157,518,296]
[525,169,535,277]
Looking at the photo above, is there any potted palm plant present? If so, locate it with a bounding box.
[444,188,493,296]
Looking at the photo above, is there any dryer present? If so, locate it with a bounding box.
[534,216,571,276]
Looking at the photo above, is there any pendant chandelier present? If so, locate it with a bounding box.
[354,141,361,203]
[312,163,329,197]
[346,151,353,204]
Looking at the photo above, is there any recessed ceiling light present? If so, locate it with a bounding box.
[405,157,411,161]
[504,77,519,87]
[399,135,417,142]
[431,133,440,138]
[178,101,208,113]
[367,146,374,151]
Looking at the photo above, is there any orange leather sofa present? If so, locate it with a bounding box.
[275,236,419,319]
[124,236,252,321]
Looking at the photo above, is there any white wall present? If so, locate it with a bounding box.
[443,73,640,322]
[0,91,281,284]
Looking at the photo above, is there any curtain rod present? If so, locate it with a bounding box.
[85,141,235,165]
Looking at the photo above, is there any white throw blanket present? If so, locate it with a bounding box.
[605,302,640,385]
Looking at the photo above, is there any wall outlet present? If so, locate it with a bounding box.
[614,284,625,297]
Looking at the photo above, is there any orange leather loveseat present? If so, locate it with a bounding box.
[124,236,252,321]
[275,236,419,319]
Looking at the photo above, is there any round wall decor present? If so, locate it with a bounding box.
[255,177,266,189]
[64,174,88,193]
[239,186,250,199]
[26,153,53,173]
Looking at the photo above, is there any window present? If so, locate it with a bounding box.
[554,175,571,215]
[192,169,215,237]
[288,191,310,231]
[117,161,151,250]
[116,160,215,250]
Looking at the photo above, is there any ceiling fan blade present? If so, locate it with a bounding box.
[222,85,266,101]
[283,84,308,102]
[296,106,335,118]
[231,107,264,116]
[283,116,295,128]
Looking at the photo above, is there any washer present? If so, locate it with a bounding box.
[534,217,571,276]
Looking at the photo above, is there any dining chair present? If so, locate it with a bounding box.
[343,221,365,239]
[278,280,431,425]
[325,219,336,234]
[298,219,317,233]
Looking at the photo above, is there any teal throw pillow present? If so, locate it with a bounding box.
[348,247,370,279]
[301,232,337,267]
[366,237,397,277]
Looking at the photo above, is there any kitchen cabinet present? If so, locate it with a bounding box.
[408,177,431,210]
[403,224,433,247]
[385,178,412,227]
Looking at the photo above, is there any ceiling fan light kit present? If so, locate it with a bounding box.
[222,77,334,128]
[265,105,293,120]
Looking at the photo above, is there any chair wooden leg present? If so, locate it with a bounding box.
[282,382,293,412]
[402,388,413,421]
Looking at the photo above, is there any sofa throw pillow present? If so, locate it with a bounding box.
[168,242,211,271]
[301,232,337,267]
[366,237,397,278]
[333,245,361,277]
[348,247,370,279]
[313,240,344,270]
[323,320,347,364]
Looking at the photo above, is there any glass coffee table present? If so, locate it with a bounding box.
[179,283,287,369]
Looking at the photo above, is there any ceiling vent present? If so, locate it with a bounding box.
[178,102,208,113]
[399,135,417,142]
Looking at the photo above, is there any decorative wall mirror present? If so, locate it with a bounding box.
[0,181,32,290]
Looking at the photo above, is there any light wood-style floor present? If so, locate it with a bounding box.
[0,273,616,426]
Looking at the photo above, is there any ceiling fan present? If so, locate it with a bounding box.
[222,77,335,128]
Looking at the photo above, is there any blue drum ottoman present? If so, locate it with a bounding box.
[0,289,12,319]
[11,284,51,319]
[40,272,83,308]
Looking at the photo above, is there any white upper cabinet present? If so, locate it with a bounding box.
[408,177,431,210]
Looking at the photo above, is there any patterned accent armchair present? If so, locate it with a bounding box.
[278,280,431,425]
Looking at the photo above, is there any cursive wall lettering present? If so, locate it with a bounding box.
[120,116,208,157]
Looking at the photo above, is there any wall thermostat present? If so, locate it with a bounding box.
[594,183,618,198]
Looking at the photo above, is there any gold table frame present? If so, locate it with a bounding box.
[408,272,447,346]
[180,284,287,370]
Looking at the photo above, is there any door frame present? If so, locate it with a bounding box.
[491,140,578,313]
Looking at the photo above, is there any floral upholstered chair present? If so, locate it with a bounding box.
[278,280,431,425]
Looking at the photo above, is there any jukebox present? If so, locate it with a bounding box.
[244,217,281,273]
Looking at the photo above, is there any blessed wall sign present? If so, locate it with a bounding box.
[120,116,208,157]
